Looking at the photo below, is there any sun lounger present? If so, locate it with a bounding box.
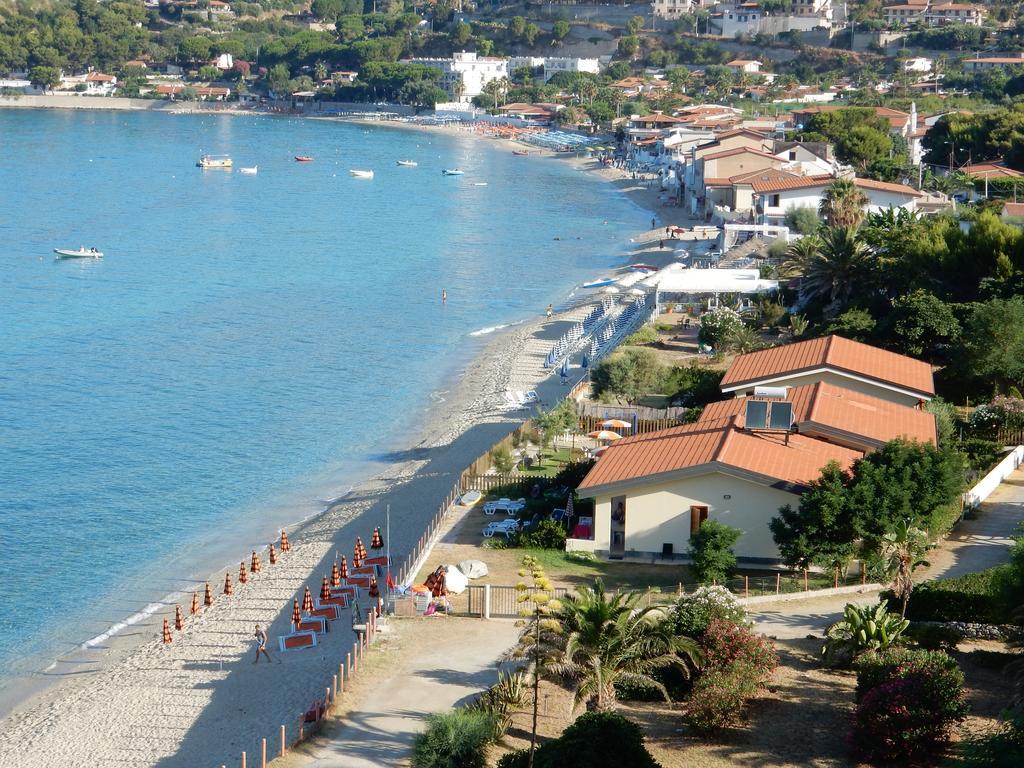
[318,594,350,609]
[308,605,341,621]
[352,565,376,576]
[296,616,329,634]
[345,576,372,588]
[525,390,539,403]
[364,555,390,567]
[278,630,318,652]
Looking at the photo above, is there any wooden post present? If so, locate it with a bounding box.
[261,739,267,768]
[333,674,338,703]
[299,718,304,742]
[775,572,781,595]
[281,725,286,757]
[861,563,867,585]
[833,568,839,589]
[744,575,749,598]
[803,569,808,592]
[677,582,683,595]
[347,652,352,678]
[241,752,246,768]
[339,663,345,692]
[326,687,332,709]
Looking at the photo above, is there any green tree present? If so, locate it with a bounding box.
[498,712,660,768]
[617,36,640,58]
[825,308,876,342]
[606,61,631,80]
[698,306,743,350]
[590,347,663,404]
[960,297,1024,393]
[802,226,873,313]
[508,15,526,38]
[882,290,960,362]
[179,35,213,64]
[770,462,856,572]
[689,520,742,584]
[552,19,570,41]
[523,23,540,46]
[268,63,292,95]
[28,65,60,92]
[546,579,701,711]
[197,65,221,82]
[627,15,645,34]
[449,20,471,47]
[783,206,820,235]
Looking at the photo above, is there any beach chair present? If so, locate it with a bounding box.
[319,593,351,609]
[524,391,539,404]
[296,616,329,634]
[308,605,341,621]
[551,508,566,522]
[278,630,318,652]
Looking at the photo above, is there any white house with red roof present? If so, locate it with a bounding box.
[570,336,936,562]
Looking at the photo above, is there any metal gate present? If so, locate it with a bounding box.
[463,585,569,618]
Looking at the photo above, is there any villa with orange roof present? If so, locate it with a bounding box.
[570,336,936,562]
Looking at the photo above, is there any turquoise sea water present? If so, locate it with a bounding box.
[0,110,644,683]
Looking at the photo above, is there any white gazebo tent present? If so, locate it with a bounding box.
[641,264,779,315]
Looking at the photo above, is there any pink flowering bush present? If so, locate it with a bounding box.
[851,649,968,763]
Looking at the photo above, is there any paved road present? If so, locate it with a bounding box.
[751,466,1024,639]
[290,618,520,767]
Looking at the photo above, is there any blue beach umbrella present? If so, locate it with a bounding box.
[581,353,589,369]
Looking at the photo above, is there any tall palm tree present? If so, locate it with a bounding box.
[801,226,873,312]
[545,580,701,712]
[880,519,933,617]
[818,179,869,229]
[778,234,822,278]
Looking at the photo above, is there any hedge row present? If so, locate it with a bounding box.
[888,567,1006,624]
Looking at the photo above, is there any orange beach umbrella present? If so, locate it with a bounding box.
[320,575,331,602]
[600,418,631,430]
[280,529,291,552]
[331,562,341,588]
[239,561,248,584]
[269,543,277,565]
[223,572,233,596]
[371,527,384,551]
[368,575,380,599]
[302,586,314,613]
[204,582,213,607]
[587,430,623,442]
[291,598,301,628]
[174,604,184,631]
[251,551,262,574]
[339,556,349,580]
[162,618,173,644]
[190,592,199,616]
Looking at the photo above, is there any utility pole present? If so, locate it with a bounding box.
[527,606,541,768]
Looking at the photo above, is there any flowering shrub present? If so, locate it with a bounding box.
[969,396,1024,435]
[684,620,778,733]
[851,648,968,763]
[701,619,778,684]
[698,306,743,349]
[664,586,747,638]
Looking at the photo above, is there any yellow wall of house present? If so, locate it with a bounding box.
[585,472,800,561]
[704,154,780,180]
[730,370,925,407]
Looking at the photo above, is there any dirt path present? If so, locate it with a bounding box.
[282,618,520,767]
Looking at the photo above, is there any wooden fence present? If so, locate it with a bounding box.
[577,402,691,422]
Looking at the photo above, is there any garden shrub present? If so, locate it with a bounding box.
[412,709,495,768]
[510,519,567,550]
[904,622,963,652]
[664,585,747,638]
[852,649,968,763]
[895,567,1005,624]
[496,712,661,768]
[689,520,742,584]
[700,619,778,684]
[961,437,1003,474]
[623,324,658,345]
[662,362,725,407]
[684,661,760,733]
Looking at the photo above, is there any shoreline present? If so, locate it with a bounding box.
[0,113,695,766]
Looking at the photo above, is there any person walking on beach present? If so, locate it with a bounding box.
[253,624,273,664]
[546,303,553,319]
[651,217,656,229]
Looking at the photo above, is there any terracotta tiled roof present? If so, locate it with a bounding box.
[632,113,684,124]
[962,162,1024,179]
[750,174,834,193]
[700,382,936,448]
[965,56,1024,64]
[853,177,922,196]
[701,146,778,162]
[576,416,861,494]
[730,168,800,186]
[719,335,935,398]
[1003,202,1024,217]
[86,72,115,82]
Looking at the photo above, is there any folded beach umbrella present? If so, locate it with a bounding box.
[204,582,213,607]
[251,551,262,574]
[291,598,301,629]
[320,575,331,602]
[331,561,342,588]
[353,540,365,569]
[339,555,349,580]
[175,604,184,631]
[601,418,631,430]
[355,537,368,560]
[280,529,291,553]
[162,618,173,644]
[223,572,233,596]
[566,494,575,523]
[239,561,248,584]
[269,543,277,565]
[371,527,384,551]
[368,575,380,599]
[302,586,314,613]
[190,592,199,616]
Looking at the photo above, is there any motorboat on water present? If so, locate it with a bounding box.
[239,166,258,174]
[396,160,417,167]
[197,154,232,169]
[295,156,313,162]
[349,169,374,178]
[512,150,529,156]
[55,247,103,259]
[472,182,488,186]
[582,277,615,289]
[442,168,464,176]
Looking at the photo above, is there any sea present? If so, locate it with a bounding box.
[0,109,646,692]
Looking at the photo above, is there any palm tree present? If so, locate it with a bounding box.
[880,519,933,617]
[818,179,870,229]
[801,226,873,312]
[313,60,328,84]
[778,234,822,278]
[546,580,701,712]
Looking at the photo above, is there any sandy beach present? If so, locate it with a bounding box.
[0,117,700,767]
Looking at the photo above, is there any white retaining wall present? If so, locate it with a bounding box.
[965,445,1024,508]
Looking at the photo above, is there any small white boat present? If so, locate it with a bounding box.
[197,154,232,169]
[349,169,374,178]
[442,168,464,176]
[396,160,417,167]
[55,247,103,259]
[472,182,488,186]
[582,277,615,289]
[239,166,258,174]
